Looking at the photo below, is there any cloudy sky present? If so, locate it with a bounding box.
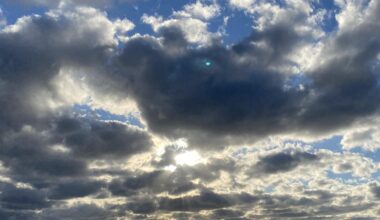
[0,0,380,219]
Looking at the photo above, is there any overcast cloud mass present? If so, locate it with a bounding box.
[0,0,380,219]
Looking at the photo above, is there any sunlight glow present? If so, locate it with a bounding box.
[175,150,202,166]
[164,165,177,172]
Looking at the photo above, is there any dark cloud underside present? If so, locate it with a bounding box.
[0,0,379,219]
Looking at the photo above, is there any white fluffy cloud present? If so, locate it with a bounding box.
[142,1,221,45]
[173,0,220,20]
[229,0,256,10]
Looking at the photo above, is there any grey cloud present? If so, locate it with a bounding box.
[48,179,104,200]
[111,1,380,148]
[116,28,306,142]
[0,6,152,219]
[54,117,152,159]
[251,151,319,175]
[125,200,157,214]
[0,1,379,219]
[0,7,113,134]
[138,189,370,219]
[157,190,258,212]
[211,209,246,219]
[370,184,380,199]
[247,193,372,219]
[109,170,197,196]
[0,184,50,210]
[298,1,380,131]
[304,190,335,201]
[151,145,180,167]
[0,130,87,185]
[40,204,112,220]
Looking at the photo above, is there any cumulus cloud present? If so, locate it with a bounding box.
[142,1,221,45]
[0,0,380,219]
[0,5,152,219]
[340,120,380,151]
[103,0,380,150]
[173,0,221,20]
[54,117,152,159]
[251,151,319,175]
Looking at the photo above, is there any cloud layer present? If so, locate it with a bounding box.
[0,0,380,219]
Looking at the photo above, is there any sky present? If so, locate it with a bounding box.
[0,0,380,219]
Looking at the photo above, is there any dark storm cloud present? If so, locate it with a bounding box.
[113,1,380,146]
[0,129,87,184]
[48,179,104,200]
[54,117,152,159]
[251,151,319,175]
[0,184,51,210]
[116,27,306,141]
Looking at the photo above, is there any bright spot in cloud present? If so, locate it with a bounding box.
[175,150,202,166]
[175,138,188,148]
[164,165,177,172]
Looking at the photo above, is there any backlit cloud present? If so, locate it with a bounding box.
[0,0,379,219]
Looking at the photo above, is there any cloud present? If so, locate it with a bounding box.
[157,190,258,212]
[112,0,380,148]
[0,127,88,184]
[173,1,221,21]
[0,5,153,219]
[0,6,127,133]
[0,184,50,210]
[251,151,319,175]
[48,179,104,200]
[370,183,380,199]
[142,1,221,45]
[115,27,306,146]
[54,117,152,159]
[40,204,111,220]
[0,0,380,219]
[229,0,255,10]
